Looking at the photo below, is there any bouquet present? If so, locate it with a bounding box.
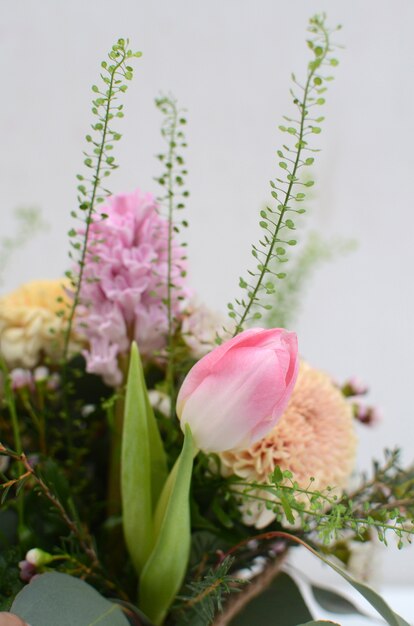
[0,14,413,626]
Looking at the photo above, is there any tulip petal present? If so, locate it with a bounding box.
[181,348,284,451]
[177,328,299,453]
[176,328,266,413]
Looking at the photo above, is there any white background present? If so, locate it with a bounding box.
[1,0,413,597]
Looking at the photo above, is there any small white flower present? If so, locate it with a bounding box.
[148,390,171,417]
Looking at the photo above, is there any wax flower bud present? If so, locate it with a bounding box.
[176,327,299,452]
[25,547,54,567]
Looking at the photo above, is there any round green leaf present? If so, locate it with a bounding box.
[11,573,130,626]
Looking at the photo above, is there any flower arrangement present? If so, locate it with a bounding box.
[0,14,413,626]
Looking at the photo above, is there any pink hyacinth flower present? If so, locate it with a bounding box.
[78,189,188,386]
[176,327,299,452]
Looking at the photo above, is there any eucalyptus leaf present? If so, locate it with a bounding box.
[229,573,312,626]
[304,544,410,626]
[10,572,130,626]
[311,584,366,615]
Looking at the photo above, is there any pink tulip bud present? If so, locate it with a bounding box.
[176,328,299,452]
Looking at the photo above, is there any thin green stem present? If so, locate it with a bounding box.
[229,478,414,540]
[0,445,100,569]
[0,359,25,531]
[62,50,127,367]
[233,67,327,335]
[165,103,179,416]
[232,22,330,336]
[21,396,47,456]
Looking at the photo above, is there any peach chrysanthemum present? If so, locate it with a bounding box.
[218,362,357,528]
[0,279,76,369]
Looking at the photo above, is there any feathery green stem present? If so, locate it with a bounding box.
[229,15,340,334]
[155,95,189,417]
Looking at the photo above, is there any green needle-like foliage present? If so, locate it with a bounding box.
[228,14,341,335]
[173,557,244,626]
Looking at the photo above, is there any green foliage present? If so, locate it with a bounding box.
[139,426,194,625]
[0,547,23,611]
[62,38,142,364]
[230,449,414,547]
[300,544,411,626]
[0,207,46,285]
[121,342,167,575]
[228,14,341,334]
[311,584,366,616]
[172,557,245,626]
[155,95,189,414]
[0,442,100,573]
[264,232,356,328]
[11,572,130,626]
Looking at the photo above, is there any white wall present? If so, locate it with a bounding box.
[1,0,413,584]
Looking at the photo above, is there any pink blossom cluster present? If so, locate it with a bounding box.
[79,189,187,386]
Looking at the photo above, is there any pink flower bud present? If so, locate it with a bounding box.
[18,559,37,582]
[176,327,299,452]
[342,376,369,397]
[354,403,382,426]
[10,368,32,391]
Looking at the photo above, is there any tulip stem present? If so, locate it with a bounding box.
[0,358,24,532]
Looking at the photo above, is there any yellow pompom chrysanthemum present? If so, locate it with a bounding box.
[0,279,77,369]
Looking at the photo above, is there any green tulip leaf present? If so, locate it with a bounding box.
[288,536,411,626]
[10,572,129,626]
[139,425,194,626]
[145,388,168,507]
[311,551,410,626]
[121,342,167,575]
